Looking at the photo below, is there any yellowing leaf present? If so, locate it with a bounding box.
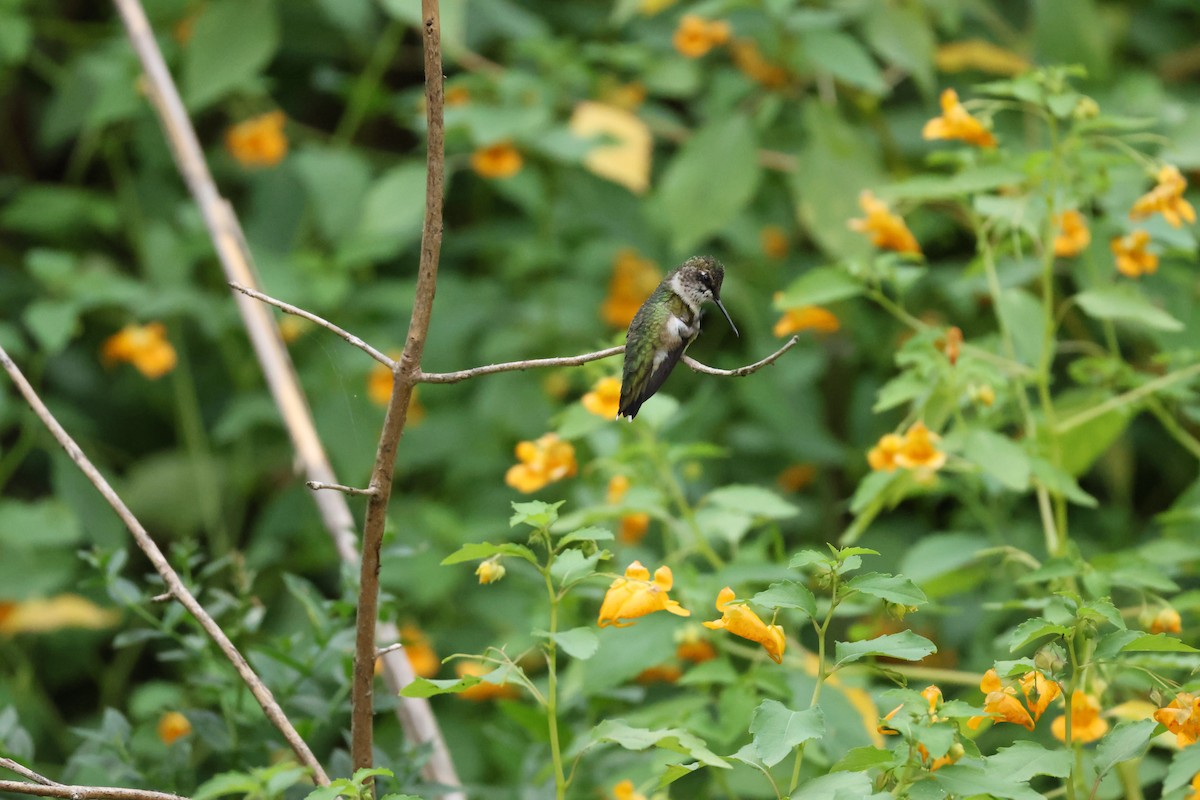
[569,101,652,195]
[0,594,120,634]
[935,40,1030,76]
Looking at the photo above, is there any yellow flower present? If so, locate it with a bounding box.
[848,190,921,254]
[399,624,440,678]
[367,361,426,423]
[1019,670,1061,722]
[942,326,963,366]
[505,433,577,493]
[777,463,817,493]
[1053,209,1091,257]
[1190,772,1200,800]
[967,669,1034,731]
[607,474,631,504]
[922,684,943,713]
[475,558,506,585]
[157,711,192,745]
[612,779,647,800]
[582,376,622,418]
[922,88,997,148]
[773,306,840,337]
[1111,230,1158,278]
[760,225,790,259]
[635,664,682,684]
[867,433,905,473]
[1051,690,1108,743]
[101,323,177,379]
[598,561,690,627]
[675,627,717,663]
[1154,691,1200,747]
[1130,165,1196,228]
[894,421,947,471]
[601,249,662,328]
[672,14,730,58]
[456,661,519,701]
[702,587,785,663]
[598,80,647,111]
[470,141,523,179]
[934,40,1029,76]
[976,384,996,407]
[0,594,120,635]
[731,39,789,88]
[569,101,652,194]
[1150,606,1182,634]
[278,315,308,343]
[225,111,288,168]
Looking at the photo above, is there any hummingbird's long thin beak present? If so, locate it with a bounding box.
[713,297,739,337]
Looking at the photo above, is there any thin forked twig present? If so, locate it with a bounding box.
[229,283,393,367]
[0,758,185,800]
[0,758,55,786]
[306,481,378,496]
[0,347,329,786]
[682,336,799,376]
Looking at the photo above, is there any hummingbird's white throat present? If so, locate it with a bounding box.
[669,271,708,316]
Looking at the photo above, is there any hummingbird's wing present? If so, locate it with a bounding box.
[618,345,685,419]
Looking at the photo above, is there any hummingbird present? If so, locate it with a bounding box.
[618,255,738,419]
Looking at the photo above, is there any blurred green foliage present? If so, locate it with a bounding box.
[2,0,1200,797]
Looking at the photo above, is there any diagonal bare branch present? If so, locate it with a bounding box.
[0,347,328,785]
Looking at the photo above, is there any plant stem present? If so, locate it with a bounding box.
[638,424,724,569]
[542,551,567,799]
[333,20,405,146]
[1145,397,1200,460]
[789,573,839,796]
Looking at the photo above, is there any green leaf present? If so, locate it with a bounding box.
[1117,633,1200,653]
[752,581,817,619]
[440,542,538,566]
[193,773,260,800]
[798,30,886,94]
[704,484,798,520]
[1029,457,1099,507]
[1093,719,1158,778]
[549,548,605,586]
[846,573,928,607]
[791,771,874,799]
[775,267,864,309]
[510,500,563,529]
[1075,287,1184,332]
[557,526,614,547]
[589,720,729,768]
[340,162,428,264]
[0,499,82,548]
[862,5,935,95]
[292,148,372,243]
[830,745,898,773]
[656,114,759,252]
[833,631,936,667]
[398,675,480,698]
[1164,743,1200,793]
[986,741,1072,782]
[183,0,279,110]
[1007,617,1070,652]
[934,761,1042,800]
[878,166,1028,202]
[23,300,79,354]
[539,627,599,661]
[749,700,824,767]
[961,429,1031,491]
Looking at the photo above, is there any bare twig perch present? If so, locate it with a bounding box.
[0,348,329,785]
[0,758,185,800]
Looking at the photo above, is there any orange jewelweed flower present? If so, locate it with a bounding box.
[922,88,997,148]
[102,322,177,379]
[731,39,789,88]
[895,421,947,471]
[367,361,426,423]
[676,629,717,664]
[505,433,577,493]
[456,661,519,701]
[1111,230,1158,278]
[1051,690,1108,743]
[760,224,790,259]
[598,561,690,627]
[157,711,192,745]
[445,85,470,106]
[777,463,817,493]
[922,684,943,714]
[612,779,648,800]
[868,433,905,473]
[773,305,840,337]
[967,668,1034,731]
[619,513,651,544]
[848,190,921,254]
[943,326,963,366]
[703,587,785,663]
[1053,209,1091,257]
[399,624,440,678]
[601,249,662,328]
[225,111,288,168]
[1019,670,1061,722]
[607,474,631,504]
[635,664,682,684]
[471,141,523,179]
[672,14,731,58]
[1190,772,1200,800]
[1155,691,1200,747]
[1130,165,1196,228]
[1150,606,1182,634]
[582,376,622,418]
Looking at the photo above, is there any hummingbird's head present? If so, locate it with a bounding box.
[672,256,738,336]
